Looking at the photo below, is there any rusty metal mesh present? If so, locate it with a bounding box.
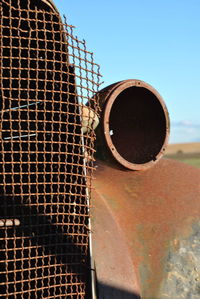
[0,0,101,297]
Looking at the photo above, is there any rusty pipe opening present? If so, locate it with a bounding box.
[97,80,170,170]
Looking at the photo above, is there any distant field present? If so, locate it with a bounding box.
[165,143,200,169]
[166,142,200,155]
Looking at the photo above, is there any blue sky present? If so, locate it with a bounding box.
[54,0,200,144]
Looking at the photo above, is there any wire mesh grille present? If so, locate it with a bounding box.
[0,0,101,297]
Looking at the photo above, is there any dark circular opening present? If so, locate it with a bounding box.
[109,86,167,164]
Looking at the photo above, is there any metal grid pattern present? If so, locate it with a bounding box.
[0,0,101,297]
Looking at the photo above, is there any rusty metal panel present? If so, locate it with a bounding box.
[0,0,101,297]
[93,158,200,298]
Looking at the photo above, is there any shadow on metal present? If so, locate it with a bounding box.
[97,282,141,299]
[0,194,91,297]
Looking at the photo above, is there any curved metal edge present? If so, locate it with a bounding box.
[103,79,170,171]
[41,0,60,14]
[92,187,140,297]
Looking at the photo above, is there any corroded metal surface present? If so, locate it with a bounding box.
[95,80,170,170]
[93,158,200,298]
[0,0,101,297]
[160,221,200,299]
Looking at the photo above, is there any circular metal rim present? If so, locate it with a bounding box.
[103,79,170,171]
[41,0,60,14]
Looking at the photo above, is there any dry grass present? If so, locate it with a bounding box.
[166,142,200,155]
[165,143,200,169]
